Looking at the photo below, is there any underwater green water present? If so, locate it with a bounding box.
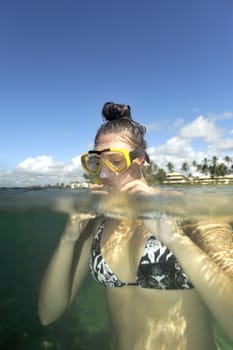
[0,189,233,349]
[0,210,111,349]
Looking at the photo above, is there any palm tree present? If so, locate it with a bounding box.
[166,162,174,173]
[224,156,232,164]
[143,161,158,177]
[209,156,218,178]
[181,162,189,176]
[156,168,166,184]
[200,157,209,176]
[224,156,232,174]
[143,161,165,185]
[215,163,228,176]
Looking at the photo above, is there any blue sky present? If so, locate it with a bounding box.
[0,0,233,186]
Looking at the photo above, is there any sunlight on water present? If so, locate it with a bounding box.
[1,186,233,220]
[0,186,232,349]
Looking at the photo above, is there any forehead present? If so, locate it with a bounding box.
[95,132,134,150]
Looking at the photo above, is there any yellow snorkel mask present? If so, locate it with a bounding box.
[81,148,148,176]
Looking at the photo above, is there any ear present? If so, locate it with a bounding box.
[134,156,145,166]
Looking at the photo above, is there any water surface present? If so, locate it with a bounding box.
[0,187,232,349]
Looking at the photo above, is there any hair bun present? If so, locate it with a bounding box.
[102,102,132,121]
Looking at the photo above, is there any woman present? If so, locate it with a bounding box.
[38,102,233,350]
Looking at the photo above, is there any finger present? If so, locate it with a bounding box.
[89,184,104,191]
[70,212,96,222]
[120,180,141,192]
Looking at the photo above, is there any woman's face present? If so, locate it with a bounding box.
[95,132,143,192]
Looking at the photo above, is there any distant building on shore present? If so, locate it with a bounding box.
[191,174,233,185]
[164,172,233,185]
[70,182,89,189]
[164,172,190,184]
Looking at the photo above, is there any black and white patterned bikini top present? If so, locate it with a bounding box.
[89,219,193,290]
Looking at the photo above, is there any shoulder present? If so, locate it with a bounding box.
[190,221,232,250]
[184,220,233,277]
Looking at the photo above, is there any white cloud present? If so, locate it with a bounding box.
[150,137,192,157]
[147,113,233,173]
[208,111,233,121]
[179,115,223,143]
[17,156,64,173]
[148,137,204,172]
[0,155,84,187]
[217,138,233,151]
[68,155,81,169]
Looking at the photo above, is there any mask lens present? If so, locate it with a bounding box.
[85,154,101,174]
[103,151,127,172]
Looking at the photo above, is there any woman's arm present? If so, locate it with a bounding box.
[38,214,97,325]
[144,217,233,340]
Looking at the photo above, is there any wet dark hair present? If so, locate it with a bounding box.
[94,102,150,163]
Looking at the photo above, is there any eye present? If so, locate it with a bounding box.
[107,153,127,170]
[112,158,122,166]
[87,155,100,169]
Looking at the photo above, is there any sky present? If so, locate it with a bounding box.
[0,0,233,187]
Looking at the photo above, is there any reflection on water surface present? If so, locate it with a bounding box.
[1,186,233,220]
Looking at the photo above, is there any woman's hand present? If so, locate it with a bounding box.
[120,180,161,195]
[143,215,185,247]
[62,213,96,243]
[89,183,109,194]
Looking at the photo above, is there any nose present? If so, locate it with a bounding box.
[99,164,115,178]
